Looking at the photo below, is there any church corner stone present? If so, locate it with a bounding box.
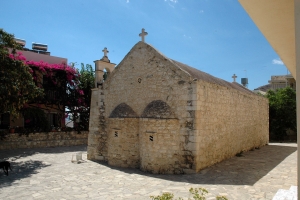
[88,41,269,174]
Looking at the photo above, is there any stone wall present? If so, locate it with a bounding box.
[194,80,269,171]
[0,131,88,150]
[107,118,140,168]
[139,118,183,174]
[88,87,108,161]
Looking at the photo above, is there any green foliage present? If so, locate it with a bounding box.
[78,63,94,130]
[66,63,95,131]
[266,87,296,140]
[79,63,94,92]
[0,29,21,54]
[0,29,43,117]
[189,187,208,200]
[150,193,174,200]
[150,187,228,200]
[216,196,228,200]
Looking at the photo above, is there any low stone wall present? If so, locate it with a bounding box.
[0,131,88,150]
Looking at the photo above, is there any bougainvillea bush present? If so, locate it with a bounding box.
[1,29,93,132]
[0,29,42,118]
[12,53,89,131]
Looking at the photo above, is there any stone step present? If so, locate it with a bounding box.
[272,186,297,200]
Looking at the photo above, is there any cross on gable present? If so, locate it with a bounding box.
[232,74,237,82]
[139,28,148,42]
[102,47,109,57]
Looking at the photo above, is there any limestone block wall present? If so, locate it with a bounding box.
[0,131,88,150]
[139,118,183,174]
[107,118,140,168]
[88,87,108,161]
[194,80,269,171]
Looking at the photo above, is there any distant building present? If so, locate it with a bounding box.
[253,74,296,94]
[268,74,295,90]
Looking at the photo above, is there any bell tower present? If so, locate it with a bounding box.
[88,47,116,161]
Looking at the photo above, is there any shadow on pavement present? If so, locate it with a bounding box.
[0,145,86,187]
[0,160,51,188]
[0,144,296,187]
[0,145,87,161]
[93,144,297,186]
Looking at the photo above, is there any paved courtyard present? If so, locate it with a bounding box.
[0,143,297,200]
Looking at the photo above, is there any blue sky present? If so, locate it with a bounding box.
[0,0,289,90]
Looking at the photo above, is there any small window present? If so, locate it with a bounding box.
[149,135,153,141]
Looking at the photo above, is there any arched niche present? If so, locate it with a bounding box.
[141,100,176,119]
[109,103,138,118]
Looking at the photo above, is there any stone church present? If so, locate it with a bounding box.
[87,30,269,174]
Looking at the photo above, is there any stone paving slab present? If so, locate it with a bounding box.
[0,143,297,200]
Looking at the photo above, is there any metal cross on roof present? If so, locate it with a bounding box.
[139,28,148,42]
[232,74,237,82]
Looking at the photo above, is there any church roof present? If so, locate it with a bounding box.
[170,58,255,95]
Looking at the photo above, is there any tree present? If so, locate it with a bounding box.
[0,29,42,118]
[266,87,296,140]
[79,63,94,108]
[66,63,94,130]
[78,63,94,129]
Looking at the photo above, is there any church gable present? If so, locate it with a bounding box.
[104,41,192,87]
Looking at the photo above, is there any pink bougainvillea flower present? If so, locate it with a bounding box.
[78,98,83,104]
[78,90,84,95]
[25,119,31,123]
